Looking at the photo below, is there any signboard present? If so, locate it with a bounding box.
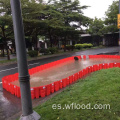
[117,14,120,29]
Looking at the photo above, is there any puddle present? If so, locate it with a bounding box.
[97,52,119,55]
[11,58,120,87]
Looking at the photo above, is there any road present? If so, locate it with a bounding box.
[0,46,119,120]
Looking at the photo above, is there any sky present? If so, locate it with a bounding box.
[80,0,116,19]
[43,0,117,19]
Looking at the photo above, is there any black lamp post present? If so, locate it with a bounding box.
[10,0,40,119]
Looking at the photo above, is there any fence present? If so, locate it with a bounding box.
[2,55,120,99]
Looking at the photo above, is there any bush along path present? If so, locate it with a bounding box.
[0,45,105,65]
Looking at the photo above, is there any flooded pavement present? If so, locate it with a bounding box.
[11,58,120,87]
[0,46,120,120]
[0,89,21,120]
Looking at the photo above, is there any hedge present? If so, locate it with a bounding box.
[74,43,93,50]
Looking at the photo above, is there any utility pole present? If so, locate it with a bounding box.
[10,0,40,119]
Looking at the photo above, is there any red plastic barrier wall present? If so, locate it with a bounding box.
[2,55,120,99]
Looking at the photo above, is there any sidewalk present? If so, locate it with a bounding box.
[0,46,106,66]
[0,51,74,66]
[0,54,16,61]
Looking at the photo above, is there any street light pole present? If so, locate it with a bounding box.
[10,0,40,119]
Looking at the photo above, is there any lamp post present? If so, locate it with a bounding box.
[10,0,40,119]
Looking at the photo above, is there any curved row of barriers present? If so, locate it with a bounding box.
[2,55,120,99]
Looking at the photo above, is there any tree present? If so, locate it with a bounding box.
[48,0,91,51]
[0,0,31,59]
[0,0,91,54]
[0,0,11,15]
[104,0,119,33]
[0,15,13,59]
[88,17,104,46]
[88,17,104,36]
[0,0,45,53]
[30,4,64,48]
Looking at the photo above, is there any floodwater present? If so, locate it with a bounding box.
[11,58,120,87]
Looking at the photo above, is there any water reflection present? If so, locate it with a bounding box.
[11,58,120,87]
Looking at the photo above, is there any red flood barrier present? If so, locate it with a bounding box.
[39,86,46,97]
[45,84,51,96]
[99,64,103,70]
[16,86,21,98]
[34,87,40,99]
[31,88,35,99]
[54,81,60,91]
[59,80,63,89]
[83,55,86,59]
[2,55,120,99]
[69,76,73,84]
[62,78,67,88]
[50,83,55,93]
[66,78,70,86]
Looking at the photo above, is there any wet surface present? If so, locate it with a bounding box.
[0,46,120,120]
[97,52,119,55]
[1,90,21,119]
[11,58,120,87]
[0,54,72,120]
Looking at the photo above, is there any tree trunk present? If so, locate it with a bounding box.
[32,35,37,50]
[2,45,5,57]
[2,27,10,60]
[64,38,66,52]
[6,47,10,60]
[49,31,53,48]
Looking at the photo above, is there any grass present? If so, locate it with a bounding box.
[0,45,105,65]
[34,68,120,120]
[0,58,17,64]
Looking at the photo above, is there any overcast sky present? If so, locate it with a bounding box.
[43,0,117,19]
[80,0,116,19]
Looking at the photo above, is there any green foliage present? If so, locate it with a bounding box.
[46,0,91,48]
[0,0,11,15]
[104,1,119,33]
[34,68,120,120]
[0,16,13,41]
[66,45,74,51]
[88,17,104,36]
[28,50,38,57]
[40,48,50,55]
[0,0,92,53]
[49,47,58,54]
[88,1,119,34]
[75,43,93,49]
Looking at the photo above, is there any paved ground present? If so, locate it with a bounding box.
[0,46,119,120]
[0,54,16,61]
[12,58,120,87]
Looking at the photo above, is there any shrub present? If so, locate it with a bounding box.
[66,45,74,51]
[87,43,93,48]
[49,47,58,54]
[82,43,93,48]
[28,50,38,57]
[40,48,49,55]
[74,43,93,49]
[74,44,83,50]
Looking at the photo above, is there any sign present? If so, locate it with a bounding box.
[117,14,120,29]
